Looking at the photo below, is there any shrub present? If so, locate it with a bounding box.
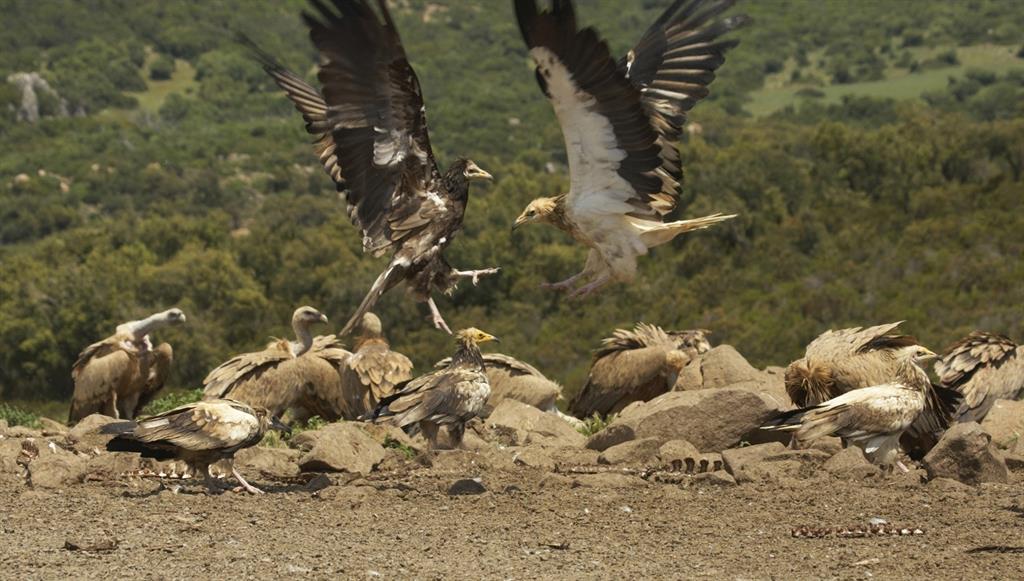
[0,403,41,429]
[149,54,176,81]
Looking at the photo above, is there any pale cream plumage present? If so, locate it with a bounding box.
[935,331,1024,423]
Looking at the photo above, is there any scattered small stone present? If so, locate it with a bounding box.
[448,478,487,496]
[64,538,118,552]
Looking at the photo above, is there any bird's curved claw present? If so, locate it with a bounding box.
[456,267,501,286]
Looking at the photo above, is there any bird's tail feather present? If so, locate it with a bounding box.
[760,406,809,432]
[100,421,137,435]
[633,213,738,248]
[340,261,408,337]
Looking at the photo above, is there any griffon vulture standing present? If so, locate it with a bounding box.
[103,399,289,494]
[69,308,187,423]
[763,346,938,471]
[934,331,1024,423]
[569,324,710,418]
[511,0,746,298]
[372,328,497,449]
[245,0,498,335]
[202,306,350,419]
[784,322,961,458]
[338,312,414,419]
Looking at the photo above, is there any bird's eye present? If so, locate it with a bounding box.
[528,210,536,217]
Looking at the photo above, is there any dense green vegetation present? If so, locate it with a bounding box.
[1,0,1022,410]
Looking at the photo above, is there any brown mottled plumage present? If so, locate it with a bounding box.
[784,322,961,459]
[103,399,289,494]
[202,307,350,419]
[765,346,938,470]
[337,313,414,419]
[569,324,710,418]
[935,331,1024,423]
[436,352,564,415]
[373,328,497,449]
[69,308,186,423]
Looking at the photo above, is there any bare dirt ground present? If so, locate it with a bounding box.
[2,453,1022,580]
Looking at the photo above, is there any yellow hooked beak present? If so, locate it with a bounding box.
[465,163,493,182]
[478,331,499,343]
[512,212,533,231]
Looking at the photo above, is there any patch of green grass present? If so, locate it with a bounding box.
[0,403,42,429]
[97,47,197,122]
[747,44,1024,116]
[576,413,615,437]
[383,436,417,459]
[141,388,203,416]
[8,399,67,423]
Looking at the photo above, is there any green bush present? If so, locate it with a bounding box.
[149,54,176,81]
[0,404,41,429]
[141,389,203,416]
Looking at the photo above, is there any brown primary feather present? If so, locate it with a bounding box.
[935,331,1023,423]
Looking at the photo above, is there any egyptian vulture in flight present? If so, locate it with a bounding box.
[202,306,350,420]
[372,328,497,449]
[569,323,710,418]
[934,331,1024,424]
[512,0,746,298]
[784,322,961,458]
[764,345,938,472]
[69,308,186,423]
[247,0,497,335]
[337,312,414,419]
[103,399,289,494]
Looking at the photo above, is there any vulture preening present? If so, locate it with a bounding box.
[69,308,187,423]
[372,328,497,449]
[202,306,349,419]
[338,312,414,419]
[103,399,289,494]
[764,346,938,471]
[784,322,961,458]
[511,0,746,298]
[569,324,710,418]
[935,332,1024,423]
[248,0,497,335]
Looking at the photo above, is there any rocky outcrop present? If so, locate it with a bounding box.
[488,400,585,448]
[979,399,1024,449]
[291,423,386,474]
[922,422,1010,485]
[6,72,68,123]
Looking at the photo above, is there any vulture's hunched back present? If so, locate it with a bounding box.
[935,331,1024,423]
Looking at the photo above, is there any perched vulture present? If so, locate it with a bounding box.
[784,322,961,458]
[569,324,711,418]
[763,346,938,471]
[69,308,187,423]
[372,328,497,448]
[511,0,746,298]
[337,312,414,419]
[103,399,289,494]
[246,0,497,335]
[935,331,1024,423]
[435,352,565,415]
[202,306,350,419]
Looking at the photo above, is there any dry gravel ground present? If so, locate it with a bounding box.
[1,456,1023,580]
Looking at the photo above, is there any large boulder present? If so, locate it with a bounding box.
[291,422,386,474]
[584,424,636,451]
[29,442,87,488]
[672,346,791,411]
[234,446,301,480]
[922,422,1010,485]
[597,438,661,465]
[612,388,782,452]
[38,418,69,436]
[488,400,584,447]
[67,414,121,452]
[979,399,1024,449]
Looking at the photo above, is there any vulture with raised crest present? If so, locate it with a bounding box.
[935,331,1024,423]
[103,399,289,494]
[764,346,938,471]
[244,0,498,335]
[569,324,710,418]
[372,328,497,449]
[69,308,187,423]
[512,0,746,298]
[202,306,350,419]
[784,322,961,459]
[338,312,414,419]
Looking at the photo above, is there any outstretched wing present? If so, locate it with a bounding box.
[620,0,748,214]
[302,0,442,256]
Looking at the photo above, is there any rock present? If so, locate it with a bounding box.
[823,447,879,479]
[922,422,1009,485]
[488,400,585,447]
[979,399,1024,449]
[699,345,765,389]
[926,477,972,494]
[584,424,636,451]
[80,453,143,482]
[31,446,86,488]
[511,446,599,469]
[1003,453,1024,472]
[809,437,844,456]
[597,438,661,465]
[357,423,421,452]
[722,442,787,476]
[657,440,701,472]
[6,426,42,438]
[570,473,647,489]
[0,419,8,434]
[690,470,737,487]
[67,414,120,451]
[38,418,69,436]
[613,388,781,452]
[448,478,487,496]
[726,446,828,483]
[235,446,301,479]
[291,423,386,474]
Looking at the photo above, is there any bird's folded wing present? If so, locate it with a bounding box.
[350,346,414,400]
[202,346,292,399]
[134,400,259,450]
[570,346,667,416]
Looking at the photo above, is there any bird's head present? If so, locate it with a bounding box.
[461,159,493,182]
[455,327,500,346]
[253,406,291,436]
[513,197,559,230]
[161,308,187,325]
[905,345,938,364]
[669,329,712,354]
[359,312,383,337]
[293,305,329,327]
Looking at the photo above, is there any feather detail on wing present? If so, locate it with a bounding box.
[935,331,1023,422]
[129,400,262,451]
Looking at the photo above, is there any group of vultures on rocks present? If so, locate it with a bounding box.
[52,0,1022,494]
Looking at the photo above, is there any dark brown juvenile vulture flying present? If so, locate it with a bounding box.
[569,324,710,418]
[202,306,350,419]
[103,399,289,494]
[69,308,187,423]
[764,346,938,472]
[372,328,497,449]
[784,322,961,458]
[435,352,568,417]
[934,331,1024,424]
[337,312,414,419]
[511,0,747,298]
[245,0,497,335]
